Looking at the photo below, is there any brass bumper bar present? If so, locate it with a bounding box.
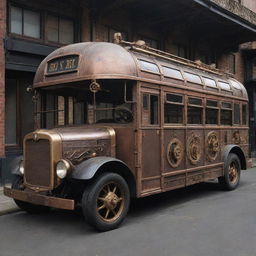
[4,187,75,210]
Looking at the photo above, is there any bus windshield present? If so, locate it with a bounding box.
[37,80,134,128]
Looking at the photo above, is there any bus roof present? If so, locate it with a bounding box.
[33,41,248,100]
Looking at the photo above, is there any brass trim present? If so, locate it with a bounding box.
[105,127,116,157]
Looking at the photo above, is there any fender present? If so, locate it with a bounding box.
[222,145,247,170]
[71,156,133,180]
[11,155,23,176]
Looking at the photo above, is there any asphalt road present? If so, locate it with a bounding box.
[1,168,256,256]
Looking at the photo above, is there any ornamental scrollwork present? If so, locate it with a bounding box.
[64,146,104,165]
[232,131,241,144]
[187,134,201,165]
[167,138,183,168]
[206,131,219,161]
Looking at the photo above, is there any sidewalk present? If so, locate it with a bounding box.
[0,186,19,216]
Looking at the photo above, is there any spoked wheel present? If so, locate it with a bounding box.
[97,182,125,223]
[228,161,239,185]
[218,153,241,191]
[82,173,130,231]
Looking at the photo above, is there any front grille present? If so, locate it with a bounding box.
[25,139,52,188]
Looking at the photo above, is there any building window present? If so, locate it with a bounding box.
[9,6,40,39]
[173,44,187,59]
[46,15,74,44]
[229,54,236,74]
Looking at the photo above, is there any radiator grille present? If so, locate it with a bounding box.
[25,139,52,188]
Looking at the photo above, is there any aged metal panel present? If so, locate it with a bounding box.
[142,178,161,191]
[187,170,204,186]
[115,127,135,173]
[141,129,161,179]
[163,174,186,190]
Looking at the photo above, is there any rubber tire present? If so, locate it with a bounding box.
[218,153,241,191]
[12,175,50,214]
[82,173,130,232]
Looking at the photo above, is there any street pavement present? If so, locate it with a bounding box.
[0,187,19,216]
[1,168,256,256]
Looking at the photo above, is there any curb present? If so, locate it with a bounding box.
[0,207,20,216]
[0,186,20,216]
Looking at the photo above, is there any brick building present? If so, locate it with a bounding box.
[0,0,256,184]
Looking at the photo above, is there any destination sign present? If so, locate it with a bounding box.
[46,55,79,75]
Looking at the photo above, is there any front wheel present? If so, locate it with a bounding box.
[218,153,241,191]
[82,173,130,231]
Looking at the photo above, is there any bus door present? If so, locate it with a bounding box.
[140,88,161,194]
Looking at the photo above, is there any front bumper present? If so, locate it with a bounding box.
[4,187,75,210]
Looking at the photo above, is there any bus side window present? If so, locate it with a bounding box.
[164,93,184,124]
[187,97,203,124]
[57,96,65,126]
[206,100,218,125]
[234,103,240,125]
[242,104,247,125]
[142,93,159,125]
[221,102,232,125]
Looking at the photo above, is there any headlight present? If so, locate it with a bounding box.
[56,159,71,179]
[19,160,24,175]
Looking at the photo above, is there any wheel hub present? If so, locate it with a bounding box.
[229,165,238,184]
[104,192,119,210]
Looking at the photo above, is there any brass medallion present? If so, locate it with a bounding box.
[187,134,201,165]
[167,138,183,168]
[89,80,101,93]
[206,131,219,161]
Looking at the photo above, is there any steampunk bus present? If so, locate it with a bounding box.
[4,35,250,231]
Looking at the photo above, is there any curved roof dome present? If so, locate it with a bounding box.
[33,42,138,87]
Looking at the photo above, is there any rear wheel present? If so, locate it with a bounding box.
[12,175,50,214]
[82,173,130,231]
[218,153,241,190]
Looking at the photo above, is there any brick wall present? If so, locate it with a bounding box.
[0,0,5,157]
